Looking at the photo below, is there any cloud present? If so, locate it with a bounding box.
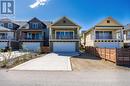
[30,0,48,8]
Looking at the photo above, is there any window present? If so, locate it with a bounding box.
[128,31,130,35]
[127,31,130,39]
[0,23,4,27]
[32,23,39,29]
[107,20,110,23]
[56,31,74,39]
[8,23,13,28]
[0,33,7,39]
[116,32,121,39]
[96,31,112,39]
[35,33,42,39]
[24,32,42,40]
[63,20,66,23]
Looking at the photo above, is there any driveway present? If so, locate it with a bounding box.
[11,53,72,71]
[71,53,130,71]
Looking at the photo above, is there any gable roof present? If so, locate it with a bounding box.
[96,17,123,27]
[84,17,123,35]
[0,18,11,23]
[51,16,80,27]
[28,17,42,23]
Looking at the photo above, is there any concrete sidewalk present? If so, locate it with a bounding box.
[11,53,72,71]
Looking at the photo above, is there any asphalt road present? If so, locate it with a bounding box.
[0,69,130,86]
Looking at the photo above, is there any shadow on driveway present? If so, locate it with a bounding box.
[72,52,101,60]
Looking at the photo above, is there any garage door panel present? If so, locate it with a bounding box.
[23,42,40,51]
[96,42,120,48]
[0,42,8,49]
[53,42,76,52]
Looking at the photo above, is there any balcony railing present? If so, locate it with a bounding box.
[19,38,43,41]
[49,35,80,41]
[0,38,16,41]
[126,36,130,40]
[95,39,123,42]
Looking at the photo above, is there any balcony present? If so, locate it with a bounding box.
[49,35,80,42]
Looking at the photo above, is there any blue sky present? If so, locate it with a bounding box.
[14,0,130,30]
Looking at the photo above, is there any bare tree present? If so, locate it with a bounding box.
[0,49,14,67]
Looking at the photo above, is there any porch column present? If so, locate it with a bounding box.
[121,29,124,40]
[93,29,96,40]
[49,27,52,39]
[77,27,80,38]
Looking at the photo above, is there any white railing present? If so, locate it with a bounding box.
[95,39,123,42]
[0,38,16,41]
[49,35,80,41]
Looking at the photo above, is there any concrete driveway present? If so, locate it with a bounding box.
[11,53,72,71]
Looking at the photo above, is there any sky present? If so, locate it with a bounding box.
[4,0,130,30]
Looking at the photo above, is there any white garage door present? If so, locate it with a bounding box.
[23,42,40,51]
[95,42,120,48]
[0,42,8,49]
[53,42,76,52]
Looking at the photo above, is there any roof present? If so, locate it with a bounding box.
[84,27,94,34]
[0,17,52,30]
[0,26,11,31]
[51,16,81,28]
[96,16,123,27]
[124,24,130,30]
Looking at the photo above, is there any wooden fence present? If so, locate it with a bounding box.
[85,47,130,66]
[116,48,130,66]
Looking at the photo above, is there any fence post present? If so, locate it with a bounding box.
[109,48,110,60]
[105,47,106,60]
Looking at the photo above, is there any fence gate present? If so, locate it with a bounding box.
[116,48,130,66]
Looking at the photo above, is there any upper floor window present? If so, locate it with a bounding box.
[32,23,39,29]
[128,31,130,36]
[107,20,110,23]
[0,33,7,39]
[116,32,121,39]
[56,31,74,39]
[63,20,66,23]
[0,23,4,27]
[96,31,112,39]
[8,23,13,28]
[127,31,130,38]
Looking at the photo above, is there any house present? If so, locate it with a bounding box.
[0,18,19,49]
[18,17,50,52]
[124,24,130,48]
[49,16,80,52]
[83,17,124,48]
